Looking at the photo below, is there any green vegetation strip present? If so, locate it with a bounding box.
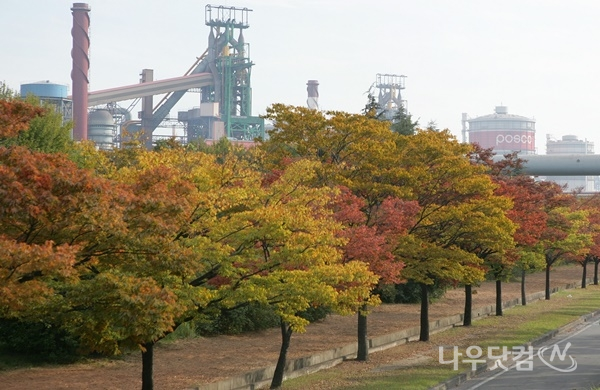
[282,285,600,390]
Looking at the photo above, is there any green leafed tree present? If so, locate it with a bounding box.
[0,81,17,100]
[390,103,419,135]
[0,96,73,154]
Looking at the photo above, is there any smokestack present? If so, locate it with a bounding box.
[307,80,319,110]
[71,3,91,141]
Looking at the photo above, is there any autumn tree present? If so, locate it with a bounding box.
[6,99,73,154]
[331,189,418,359]
[0,103,286,390]
[457,196,515,322]
[1,140,225,389]
[0,101,82,345]
[0,93,73,154]
[579,195,600,285]
[394,130,511,340]
[540,205,591,299]
[0,99,45,140]
[191,156,380,389]
[261,104,416,361]
[469,148,544,313]
[567,194,600,288]
[0,143,131,361]
[97,145,378,390]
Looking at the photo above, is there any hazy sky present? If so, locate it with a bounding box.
[1,0,599,154]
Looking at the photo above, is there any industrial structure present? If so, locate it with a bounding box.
[462,106,536,156]
[12,4,600,185]
[70,3,91,141]
[545,135,597,191]
[87,109,117,150]
[20,81,72,126]
[175,5,264,145]
[66,3,264,149]
[371,73,406,120]
[307,80,319,110]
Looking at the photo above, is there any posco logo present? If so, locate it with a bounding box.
[496,134,533,145]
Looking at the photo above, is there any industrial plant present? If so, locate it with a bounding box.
[13,2,416,153]
[20,3,266,150]
[11,3,600,190]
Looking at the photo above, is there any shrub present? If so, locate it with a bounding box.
[376,281,447,304]
[196,303,281,336]
[0,319,80,363]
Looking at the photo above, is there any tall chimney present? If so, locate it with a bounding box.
[307,80,319,110]
[71,3,91,141]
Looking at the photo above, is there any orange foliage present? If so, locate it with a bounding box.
[0,100,45,139]
[332,187,419,284]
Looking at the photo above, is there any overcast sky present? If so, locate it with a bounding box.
[1,0,599,154]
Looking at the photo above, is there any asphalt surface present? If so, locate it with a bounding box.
[451,314,600,390]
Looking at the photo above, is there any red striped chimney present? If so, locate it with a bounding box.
[71,3,91,141]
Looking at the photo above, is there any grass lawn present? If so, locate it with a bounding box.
[281,285,600,390]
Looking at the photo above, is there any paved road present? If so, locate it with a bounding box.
[452,314,600,390]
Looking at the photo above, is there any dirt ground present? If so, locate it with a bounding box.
[0,264,593,390]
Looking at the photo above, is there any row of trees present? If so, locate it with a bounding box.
[1,93,599,390]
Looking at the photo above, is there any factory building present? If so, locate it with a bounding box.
[462,106,536,156]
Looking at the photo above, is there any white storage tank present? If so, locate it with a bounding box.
[88,109,115,149]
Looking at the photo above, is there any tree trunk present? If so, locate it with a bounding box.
[463,284,472,326]
[419,283,429,342]
[582,260,588,289]
[495,279,503,316]
[356,304,368,361]
[545,263,551,300]
[595,258,599,285]
[521,269,527,306]
[271,321,293,389]
[141,342,154,390]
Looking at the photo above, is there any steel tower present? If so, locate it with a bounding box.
[204,5,262,140]
[176,5,263,142]
[374,73,406,121]
[145,5,264,144]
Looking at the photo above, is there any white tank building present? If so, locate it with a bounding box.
[87,109,116,150]
[545,135,597,192]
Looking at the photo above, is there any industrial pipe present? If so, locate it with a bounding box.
[498,154,600,176]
